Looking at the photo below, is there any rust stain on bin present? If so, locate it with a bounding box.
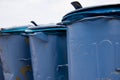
[25,38,29,44]
[16,77,21,80]
[20,66,32,80]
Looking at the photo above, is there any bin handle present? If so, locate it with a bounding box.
[56,64,68,71]
[30,21,38,26]
[32,32,48,42]
[115,68,120,72]
[22,32,48,42]
[71,1,82,9]
[18,58,31,61]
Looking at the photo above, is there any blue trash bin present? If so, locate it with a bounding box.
[62,4,120,80]
[27,25,68,80]
[0,26,33,80]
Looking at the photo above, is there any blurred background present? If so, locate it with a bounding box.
[0,0,120,28]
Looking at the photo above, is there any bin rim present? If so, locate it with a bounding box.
[0,25,66,35]
[28,24,65,30]
[62,4,120,24]
[0,25,30,33]
[26,25,66,33]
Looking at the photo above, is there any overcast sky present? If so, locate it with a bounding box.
[0,0,120,28]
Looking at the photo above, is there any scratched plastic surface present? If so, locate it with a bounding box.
[0,35,33,80]
[65,18,120,80]
[28,27,68,80]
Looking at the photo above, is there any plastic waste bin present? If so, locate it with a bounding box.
[0,26,33,80]
[62,4,120,80]
[27,25,68,80]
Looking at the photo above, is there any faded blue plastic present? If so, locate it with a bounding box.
[28,26,68,80]
[62,4,120,80]
[0,27,33,80]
